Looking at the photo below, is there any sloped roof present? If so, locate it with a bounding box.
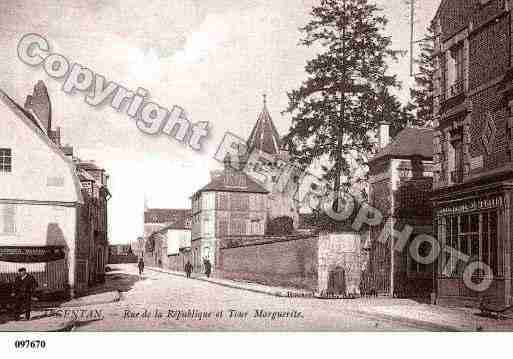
[247,100,281,155]
[370,127,433,164]
[0,88,83,204]
[0,89,43,132]
[144,208,192,229]
[196,169,268,195]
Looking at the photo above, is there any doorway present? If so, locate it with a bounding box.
[328,267,346,296]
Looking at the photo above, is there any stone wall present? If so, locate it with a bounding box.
[217,232,364,295]
[317,232,362,296]
[218,235,319,291]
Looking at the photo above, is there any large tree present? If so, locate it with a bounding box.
[284,0,406,199]
[407,23,435,127]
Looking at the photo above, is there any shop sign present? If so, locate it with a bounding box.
[438,196,504,215]
[0,246,66,263]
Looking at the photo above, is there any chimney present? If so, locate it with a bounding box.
[24,81,52,134]
[379,123,390,149]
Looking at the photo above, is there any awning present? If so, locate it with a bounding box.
[0,246,66,263]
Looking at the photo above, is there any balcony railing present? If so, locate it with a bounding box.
[450,168,464,184]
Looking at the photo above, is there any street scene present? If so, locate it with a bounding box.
[3,0,513,337]
[2,263,511,332]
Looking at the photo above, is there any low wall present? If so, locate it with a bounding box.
[218,235,319,291]
[108,255,138,264]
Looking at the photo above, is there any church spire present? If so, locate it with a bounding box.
[246,93,281,155]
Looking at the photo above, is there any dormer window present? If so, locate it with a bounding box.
[0,149,11,172]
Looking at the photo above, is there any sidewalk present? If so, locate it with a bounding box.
[147,266,315,298]
[148,266,513,331]
[0,313,74,332]
[59,291,120,308]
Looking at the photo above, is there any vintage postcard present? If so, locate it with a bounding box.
[2,0,513,347]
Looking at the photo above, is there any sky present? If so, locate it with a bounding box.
[0,0,441,244]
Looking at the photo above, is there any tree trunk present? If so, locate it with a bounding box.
[333,0,347,212]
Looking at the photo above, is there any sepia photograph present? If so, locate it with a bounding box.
[1,0,513,356]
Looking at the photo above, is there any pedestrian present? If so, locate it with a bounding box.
[11,268,37,321]
[203,258,211,278]
[138,257,145,277]
[184,261,193,279]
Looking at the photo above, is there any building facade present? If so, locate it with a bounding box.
[243,98,301,227]
[432,0,513,305]
[0,86,84,297]
[0,81,111,298]
[76,160,111,285]
[367,126,434,298]
[143,208,191,268]
[191,168,268,274]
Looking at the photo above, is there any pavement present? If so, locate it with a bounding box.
[146,265,513,331]
[60,290,120,307]
[0,313,74,332]
[147,266,316,298]
[3,264,513,331]
[0,282,120,331]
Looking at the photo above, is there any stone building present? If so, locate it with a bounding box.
[190,168,268,274]
[366,126,434,298]
[243,96,301,228]
[431,0,513,306]
[190,97,365,296]
[76,160,111,285]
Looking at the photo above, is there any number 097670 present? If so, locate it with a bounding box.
[14,340,46,349]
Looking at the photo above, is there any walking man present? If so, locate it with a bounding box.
[203,258,211,278]
[184,261,193,279]
[12,268,37,321]
[138,257,145,277]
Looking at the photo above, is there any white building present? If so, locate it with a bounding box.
[0,87,85,297]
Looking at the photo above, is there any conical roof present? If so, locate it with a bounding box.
[246,95,281,155]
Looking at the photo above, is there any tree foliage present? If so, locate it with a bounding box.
[407,23,435,127]
[283,0,407,194]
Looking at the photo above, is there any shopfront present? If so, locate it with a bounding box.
[0,246,69,296]
[434,184,512,305]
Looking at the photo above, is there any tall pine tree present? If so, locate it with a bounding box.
[408,23,435,126]
[284,0,405,198]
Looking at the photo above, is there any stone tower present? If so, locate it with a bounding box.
[244,95,300,228]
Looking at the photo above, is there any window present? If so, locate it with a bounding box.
[442,211,499,278]
[202,192,215,210]
[445,44,465,97]
[202,214,215,237]
[230,218,245,236]
[248,218,262,235]
[1,205,16,234]
[0,149,12,172]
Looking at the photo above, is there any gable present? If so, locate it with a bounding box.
[0,90,82,204]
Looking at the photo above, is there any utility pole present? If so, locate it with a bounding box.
[409,0,416,77]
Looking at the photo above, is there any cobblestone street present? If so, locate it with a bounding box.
[67,265,444,331]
